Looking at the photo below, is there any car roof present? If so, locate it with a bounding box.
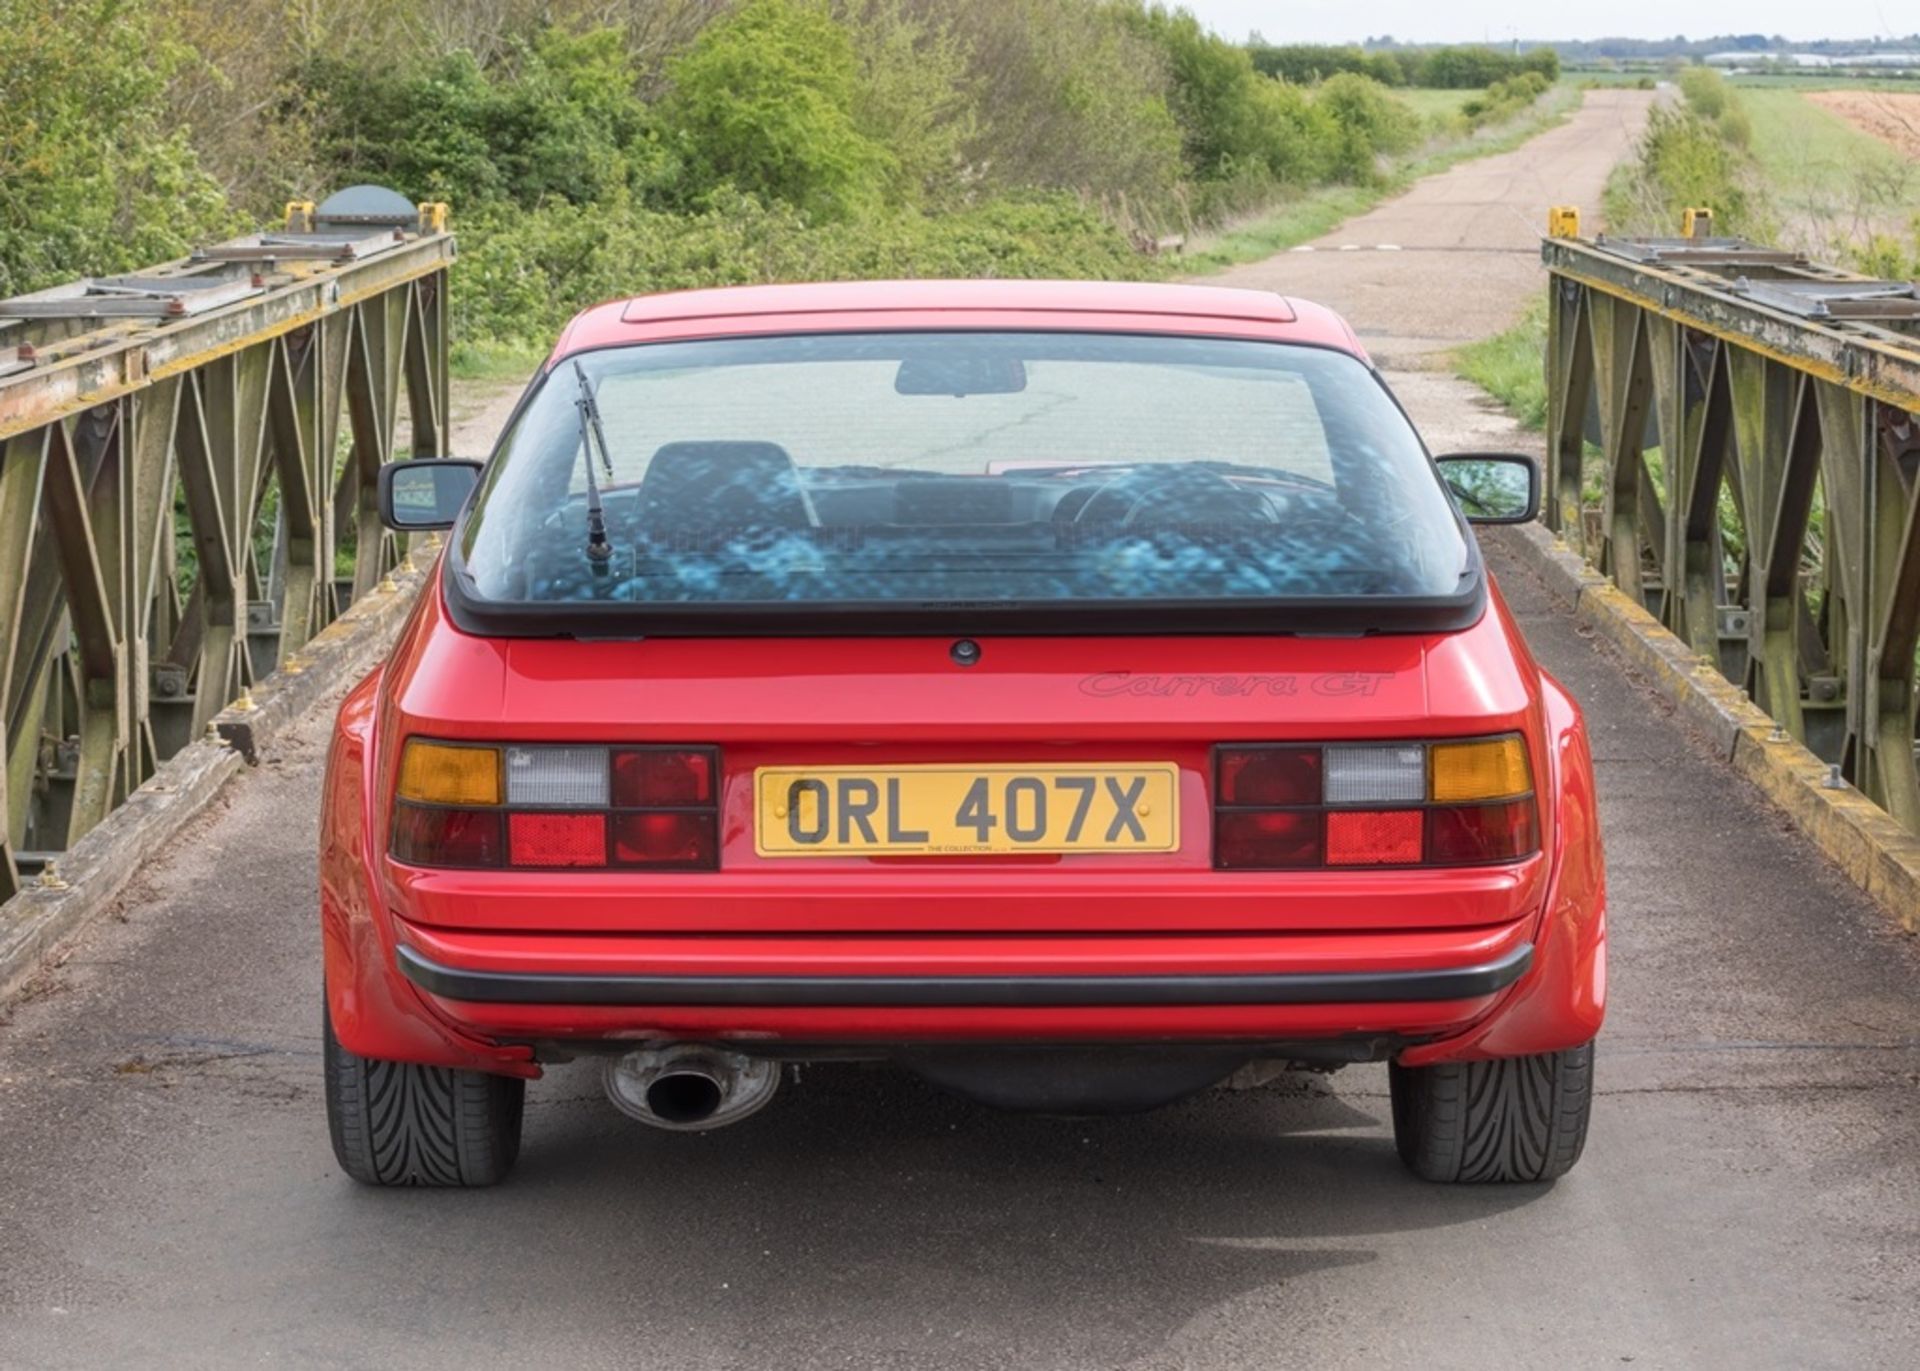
[548,279,1368,364]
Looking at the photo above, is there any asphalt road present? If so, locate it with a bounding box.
[4,88,1918,1369]
[1214,87,1656,367]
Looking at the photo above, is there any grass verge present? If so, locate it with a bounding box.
[1737,87,1913,252]
[1454,298,1549,430]
[451,339,549,382]
[1185,82,1582,272]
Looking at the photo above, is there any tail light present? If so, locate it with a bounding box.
[1215,735,1537,870]
[391,741,720,870]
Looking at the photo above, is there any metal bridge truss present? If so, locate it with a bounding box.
[0,189,453,896]
[1543,227,1920,835]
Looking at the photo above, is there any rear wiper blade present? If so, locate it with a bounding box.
[571,359,616,572]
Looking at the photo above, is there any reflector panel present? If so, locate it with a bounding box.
[505,746,610,808]
[1324,745,1425,804]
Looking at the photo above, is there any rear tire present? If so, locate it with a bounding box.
[1389,1041,1593,1183]
[323,1003,524,1187]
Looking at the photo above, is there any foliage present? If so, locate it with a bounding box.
[450,189,1156,348]
[834,0,976,207]
[1314,74,1420,182]
[1854,217,1920,280]
[0,0,237,296]
[298,28,659,209]
[1604,71,1771,239]
[1461,72,1550,130]
[1455,300,1550,431]
[1189,79,1578,274]
[1411,45,1559,89]
[1254,43,1558,89]
[952,0,1183,219]
[1251,44,1407,86]
[662,0,894,220]
[5,0,1563,356]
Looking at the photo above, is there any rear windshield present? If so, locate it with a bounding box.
[455,331,1470,621]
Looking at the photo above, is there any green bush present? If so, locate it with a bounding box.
[662,0,894,220]
[952,0,1183,218]
[1249,44,1406,88]
[1605,103,1764,238]
[1247,42,1550,89]
[1461,71,1551,130]
[298,29,659,209]
[1606,69,1770,239]
[1313,73,1420,182]
[450,189,1156,348]
[1412,45,1558,89]
[1677,65,1728,119]
[0,0,236,296]
[836,0,976,207]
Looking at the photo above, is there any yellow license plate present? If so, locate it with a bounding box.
[754,764,1179,857]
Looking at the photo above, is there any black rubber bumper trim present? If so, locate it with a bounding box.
[395,941,1533,1008]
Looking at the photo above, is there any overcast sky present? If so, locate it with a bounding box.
[1181,1,1917,45]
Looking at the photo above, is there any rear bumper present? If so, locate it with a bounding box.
[395,940,1533,1008]
[373,920,1540,1047]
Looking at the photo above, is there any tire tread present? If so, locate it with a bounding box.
[323,1006,523,1187]
[1390,1041,1593,1183]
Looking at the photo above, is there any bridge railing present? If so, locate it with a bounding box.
[1541,214,1920,836]
[0,187,452,897]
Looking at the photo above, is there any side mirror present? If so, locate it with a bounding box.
[1434,453,1539,524]
[378,459,482,531]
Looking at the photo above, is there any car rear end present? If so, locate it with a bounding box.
[320,282,1604,1187]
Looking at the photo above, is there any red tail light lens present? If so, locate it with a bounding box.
[1217,746,1320,806]
[612,812,718,869]
[392,740,721,870]
[1213,738,1538,870]
[508,813,608,867]
[1428,800,1537,865]
[1326,810,1424,865]
[1216,810,1322,869]
[613,748,716,807]
[391,804,504,868]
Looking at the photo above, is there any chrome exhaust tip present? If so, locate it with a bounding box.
[603,1045,780,1131]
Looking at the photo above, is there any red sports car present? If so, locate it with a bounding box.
[321,280,1604,1188]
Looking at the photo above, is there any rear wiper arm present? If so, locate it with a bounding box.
[571,359,616,571]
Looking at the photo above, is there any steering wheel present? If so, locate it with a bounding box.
[1094,468,1278,526]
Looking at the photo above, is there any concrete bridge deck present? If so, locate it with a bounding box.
[1,89,1916,1369]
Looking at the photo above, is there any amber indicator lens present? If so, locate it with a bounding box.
[397,741,501,806]
[1430,736,1531,803]
[1217,747,1320,807]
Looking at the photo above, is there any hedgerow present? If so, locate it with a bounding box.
[1604,67,1771,239]
[1,0,1556,350]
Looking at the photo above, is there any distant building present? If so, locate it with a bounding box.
[1702,50,1920,70]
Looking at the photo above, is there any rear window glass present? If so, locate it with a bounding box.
[456,331,1468,612]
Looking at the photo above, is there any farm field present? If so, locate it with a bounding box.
[1807,88,1920,160]
[1736,85,1916,250]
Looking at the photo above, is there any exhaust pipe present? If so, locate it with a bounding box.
[603,1045,780,1131]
